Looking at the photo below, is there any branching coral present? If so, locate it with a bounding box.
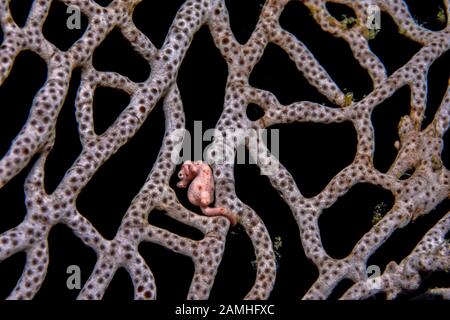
[0,0,449,300]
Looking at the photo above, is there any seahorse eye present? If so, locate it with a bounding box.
[178,171,183,178]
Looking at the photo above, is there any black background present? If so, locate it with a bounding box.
[0,0,449,302]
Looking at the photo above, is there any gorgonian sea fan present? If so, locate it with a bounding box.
[0,0,449,300]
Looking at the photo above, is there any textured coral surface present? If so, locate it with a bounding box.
[0,0,449,300]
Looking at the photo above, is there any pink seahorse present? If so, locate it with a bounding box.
[177,160,237,226]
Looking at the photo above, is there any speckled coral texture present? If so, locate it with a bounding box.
[0,0,448,300]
